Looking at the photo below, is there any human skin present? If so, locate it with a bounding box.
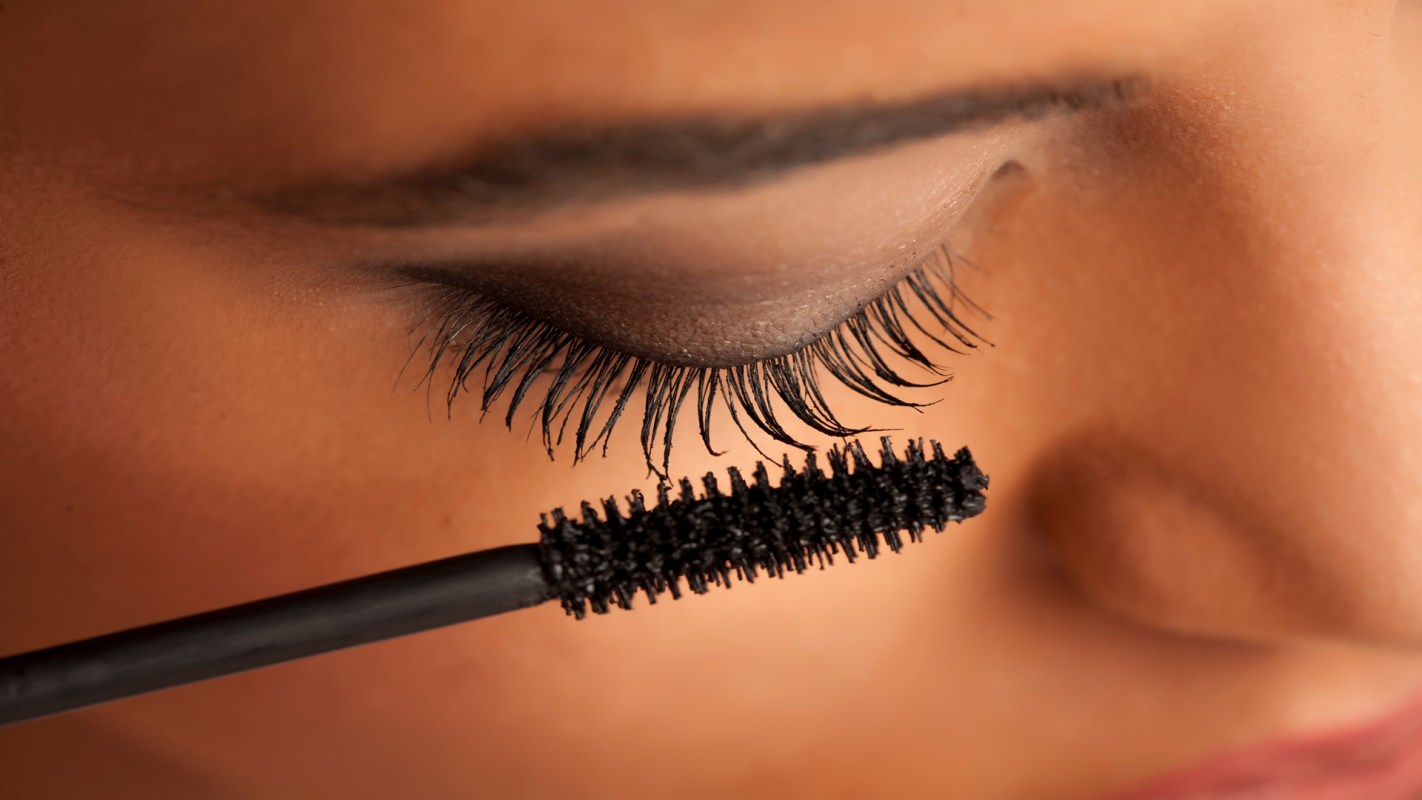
[2,0,1422,797]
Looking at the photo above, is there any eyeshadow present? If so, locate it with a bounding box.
[404,244,982,471]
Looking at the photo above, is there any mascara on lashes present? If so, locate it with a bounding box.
[402,244,989,473]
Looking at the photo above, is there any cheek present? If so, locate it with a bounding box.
[0,191,657,659]
[0,215,962,790]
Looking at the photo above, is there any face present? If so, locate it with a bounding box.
[3,0,1422,797]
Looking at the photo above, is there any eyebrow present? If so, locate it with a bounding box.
[251,78,1136,228]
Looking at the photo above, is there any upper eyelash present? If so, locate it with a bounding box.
[402,245,989,476]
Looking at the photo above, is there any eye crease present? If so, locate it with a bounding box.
[398,245,986,474]
[242,79,1136,229]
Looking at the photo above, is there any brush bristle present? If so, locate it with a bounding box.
[537,437,988,619]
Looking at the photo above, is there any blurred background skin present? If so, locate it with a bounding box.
[2,0,1422,797]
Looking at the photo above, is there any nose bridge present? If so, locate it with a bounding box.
[1131,1,1416,272]
[1168,38,1422,496]
[1174,47,1422,516]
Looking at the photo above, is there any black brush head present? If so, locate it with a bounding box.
[538,437,989,619]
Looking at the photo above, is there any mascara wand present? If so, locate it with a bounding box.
[0,437,986,727]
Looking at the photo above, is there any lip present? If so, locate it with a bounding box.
[1110,691,1422,800]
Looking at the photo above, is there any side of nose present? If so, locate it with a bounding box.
[1023,9,1422,646]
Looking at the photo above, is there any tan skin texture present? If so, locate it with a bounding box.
[3,1,1422,797]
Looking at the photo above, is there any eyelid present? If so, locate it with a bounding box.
[401,245,987,474]
[250,78,1139,230]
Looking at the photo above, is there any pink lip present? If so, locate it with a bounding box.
[1110,692,1422,800]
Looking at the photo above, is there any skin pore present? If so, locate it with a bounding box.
[2,0,1422,797]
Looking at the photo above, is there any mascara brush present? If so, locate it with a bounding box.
[0,437,986,727]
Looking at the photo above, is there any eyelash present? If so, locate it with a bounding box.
[403,246,987,475]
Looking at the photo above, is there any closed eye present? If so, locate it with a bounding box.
[397,245,988,475]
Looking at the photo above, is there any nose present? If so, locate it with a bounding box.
[1021,8,1422,646]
